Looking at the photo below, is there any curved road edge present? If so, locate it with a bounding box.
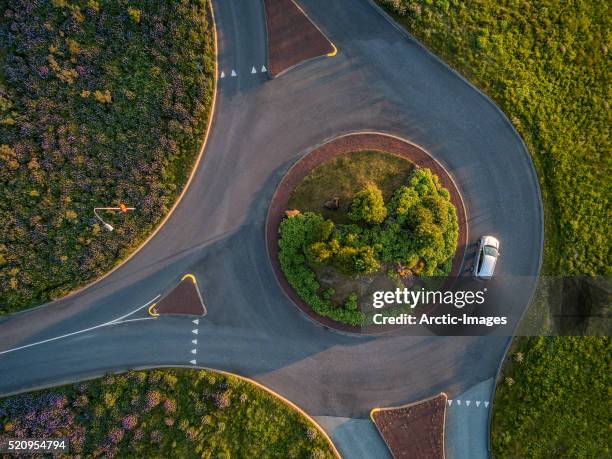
[362,0,545,455]
[3,0,221,320]
[364,0,544,270]
[0,364,342,459]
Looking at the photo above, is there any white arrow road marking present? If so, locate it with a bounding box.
[192,329,198,335]
[220,71,225,78]
[191,349,197,354]
[261,65,267,72]
[476,401,481,407]
[190,359,197,365]
[466,400,471,406]
[484,401,490,408]
[251,66,257,74]
[231,70,237,77]
[448,400,453,406]
[192,319,199,325]
[192,339,197,345]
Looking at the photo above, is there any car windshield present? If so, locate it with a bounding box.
[483,245,498,257]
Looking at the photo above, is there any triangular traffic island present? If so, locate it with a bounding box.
[371,393,447,459]
[149,274,206,317]
[263,0,336,77]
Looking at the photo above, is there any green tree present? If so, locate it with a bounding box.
[348,184,387,224]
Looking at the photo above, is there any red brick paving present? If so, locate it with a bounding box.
[266,133,468,333]
[153,278,205,316]
[371,393,447,459]
[263,0,334,77]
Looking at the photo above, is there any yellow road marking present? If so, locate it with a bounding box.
[327,43,338,57]
[148,303,159,317]
[181,273,197,285]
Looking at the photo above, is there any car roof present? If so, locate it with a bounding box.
[478,253,497,277]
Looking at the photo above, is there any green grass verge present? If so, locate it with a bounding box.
[377,0,610,276]
[0,369,335,458]
[491,337,611,458]
[0,0,215,313]
[288,150,414,223]
[374,1,610,455]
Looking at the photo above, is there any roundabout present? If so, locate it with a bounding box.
[0,0,543,457]
[266,132,468,333]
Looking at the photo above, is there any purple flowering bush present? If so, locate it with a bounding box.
[0,370,334,456]
[0,0,215,312]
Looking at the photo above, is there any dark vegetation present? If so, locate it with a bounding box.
[0,369,335,458]
[376,1,610,455]
[279,151,457,325]
[0,0,215,313]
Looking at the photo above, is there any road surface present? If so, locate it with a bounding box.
[0,0,542,456]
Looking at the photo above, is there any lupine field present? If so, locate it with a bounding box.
[0,0,215,313]
[0,369,335,457]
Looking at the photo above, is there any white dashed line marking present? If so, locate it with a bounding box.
[220,66,267,79]
[448,399,490,408]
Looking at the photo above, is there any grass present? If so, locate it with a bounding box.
[288,150,414,223]
[0,369,335,458]
[377,0,610,276]
[0,0,215,314]
[491,337,611,458]
[375,1,611,455]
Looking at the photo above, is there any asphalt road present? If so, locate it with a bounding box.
[0,0,542,454]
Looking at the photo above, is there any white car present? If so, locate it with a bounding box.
[473,236,500,280]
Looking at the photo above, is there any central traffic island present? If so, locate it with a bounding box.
[266,133,467,333]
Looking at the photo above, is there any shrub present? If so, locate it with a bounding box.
[127,7,142,23]
[278,212,364,326]
[278,167,457,324]
[344,292,359,311]
[348,183,387,224]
